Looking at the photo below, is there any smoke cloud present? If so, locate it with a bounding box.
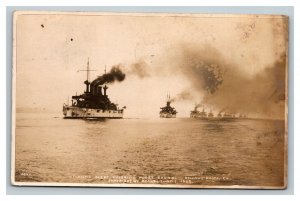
[126,43,286,119]
[172,44,286,118]
[91,64,125,86]
[129,60,150,78]
[114,41,286,119]
[169,91,195,103]
[90,65,126,94]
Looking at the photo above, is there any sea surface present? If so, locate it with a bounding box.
[14,113,286,187]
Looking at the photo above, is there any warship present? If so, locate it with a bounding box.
[207,109,214,119]
[239,114,247,118]
[215,112,238,121]
[190,105,208,119]
[159,94,177,118]
[63,59,125,119]
[222,112,237,120]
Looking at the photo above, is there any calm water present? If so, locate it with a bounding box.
[14,113,285,187]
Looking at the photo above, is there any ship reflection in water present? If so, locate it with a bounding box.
[15,113,285,187]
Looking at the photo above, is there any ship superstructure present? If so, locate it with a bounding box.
[63,59,125,119]
[159,94,177,118]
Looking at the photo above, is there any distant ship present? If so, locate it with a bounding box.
[239,114,247,118]
[207,109,214,119]
[190,105,208,119]
[190,105,245,121]
[216,112,238,121]
[159,94,177,118]
[222,112,236,119]
[63,59,125,119]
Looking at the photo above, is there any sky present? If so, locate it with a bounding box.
[15,12,288,118]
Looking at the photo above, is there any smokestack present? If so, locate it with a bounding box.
[98,86,102,95]
[84,80,90,93]
[90,84,94,95]
[167,101,171,107]
[93,85,97,95]
[104,85,108,96]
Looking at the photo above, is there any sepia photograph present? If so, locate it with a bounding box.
[11,11,288,188]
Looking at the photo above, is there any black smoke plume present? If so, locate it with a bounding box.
[90,65,126,94]
[172,44,286,118]
[120,43,286,119]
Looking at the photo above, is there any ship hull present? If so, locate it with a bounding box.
[160,113,176,118]
[191,116,238,121]
[63,105,123,119]
[190,114,238,121]
[218,117,237,121]
[190,114,207,119]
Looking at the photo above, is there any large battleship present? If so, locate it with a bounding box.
[159,95,177,118]
[63,59,125,119]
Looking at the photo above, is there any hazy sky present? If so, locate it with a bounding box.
[15,12,287,118]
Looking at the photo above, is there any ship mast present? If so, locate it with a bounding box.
[85,58,91,93]
[167,93,170,101]
[103,65,108,96]
[77,58,96,93]
[87,58,90,82]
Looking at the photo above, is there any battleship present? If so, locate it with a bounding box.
[159,94,177,118]
[190,105,208,119]
[63,59,125,119]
